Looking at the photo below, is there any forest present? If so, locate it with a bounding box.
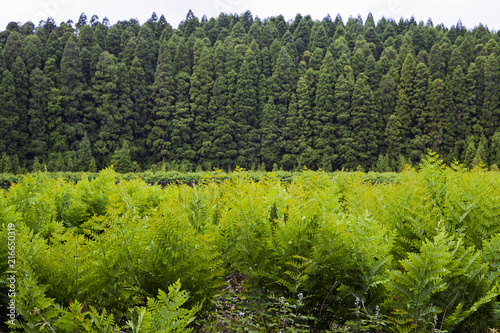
[1,10,500,173]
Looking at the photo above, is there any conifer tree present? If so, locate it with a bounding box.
[171,71,195,169]
[395,54,416,157]
[60,35,85,150]
[385,114,403,171]
[76,134,93,171]
[3,31,23,69]
[376,72,397,152]
[281,92,300,169]
[426,78,446,153]
[0,70,22,157]
[308,22,329,53]
[10,57,29,163]
[427,43,446,81]
[209,75,237,170]
[233,41,261,167]
[313,51,337,171]
[27,68,51,162]
[128,57,149,162]
[260,97,282,170]
[350,73,378,169]
[135,24,157,84]
[481,53,500,138]
[296,70,318,168]
[443,65,470,161]
[148,39,175,163]
[489,131,500,166]
[335,69,357,170]
[408,62,430,162]
[22,35,44,72]
[190,39,214,169]
[92,51,133,167]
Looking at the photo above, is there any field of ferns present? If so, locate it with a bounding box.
[1,152,499,332]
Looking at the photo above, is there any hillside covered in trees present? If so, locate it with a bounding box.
[1,11,500,173]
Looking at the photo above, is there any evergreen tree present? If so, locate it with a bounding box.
[296,70,318,168]
[76,134,93,171]
[92,51,133,167]
[427,43,446,80]
[395,54,416,157]
[190,39,214,169]
[489,131,500,166]
[60,35,85,150]
[385,114,403,171]
[335,69,356,170]
[22,35,44,72]
[313,51,337,171]
[281,92,300,169]
[135,24,157,84]
[260,97,282,169]
[171,72,195,169]
[481,53,500,138]
[426,78,446,153]
[376,72,397,152]
[408,62,430,162]
[128,57,149,162]
[10,57,29,163]
[233,41,261,167]
[443,65,470,161]
[350,73,378,169]
[209,75,237,170]
[27,68,51,162]
[0,71,22,158]
[3,31,23,69]
[112,140,133,173]
[148,39,175,163]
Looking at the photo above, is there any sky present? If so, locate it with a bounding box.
[1,0,499,32]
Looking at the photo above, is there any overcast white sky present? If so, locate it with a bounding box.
[2,0,499,32]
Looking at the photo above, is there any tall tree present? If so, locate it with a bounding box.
[394,54,416,158]
[260,97,282,169]
[233,41,261,167]
[426,78,446,153]
[313,51,337,171]
[92,51,133,167]
[350,73,378,170]
[190,39,214,169]
[60,35,85,150]
[335,68,356,170]
[481,53,500,138]
[148,39,175,164]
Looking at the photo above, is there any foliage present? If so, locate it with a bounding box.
[2,12,500,172]
[0,155,499,332]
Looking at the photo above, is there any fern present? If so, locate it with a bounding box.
[147,280,199,332]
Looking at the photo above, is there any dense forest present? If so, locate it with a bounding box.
[1,10,500,173]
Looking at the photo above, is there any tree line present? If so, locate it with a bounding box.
[1,10,500,173]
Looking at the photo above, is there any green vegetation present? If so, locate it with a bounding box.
[2,12,500,172]
[1,153,499,332]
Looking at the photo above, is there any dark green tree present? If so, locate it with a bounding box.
[27,68,51,162]
[233,41,261,167]
[385,114,403,171]
[190,39,214,169]
[148,39,175,163]
[350,73,378,170]
[313,51,337,171]
[76,134,93,171]
[92,51,133,167]
[481,53,500,138]
[426,78,446,153]
[260,97,282,170]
